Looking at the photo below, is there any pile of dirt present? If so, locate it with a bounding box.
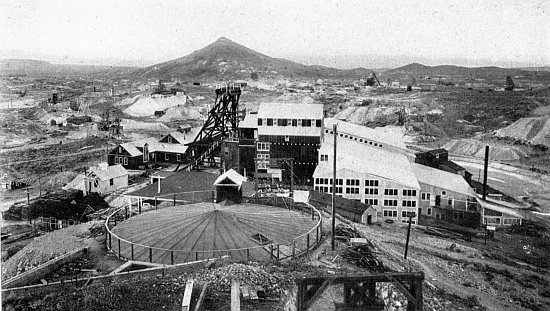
[275,92,315,104]
[120,119,171,132]
[114,94,143,106]
[1,221,101,281]
[444,139,529,161]
[334,106,400,125]
[123,95,189,117]
[157,106,202,122]
[495,116,550,146]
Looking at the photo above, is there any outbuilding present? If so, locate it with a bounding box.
[214,169,247,203]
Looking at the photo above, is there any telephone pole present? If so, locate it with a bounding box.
[331,124,337,251]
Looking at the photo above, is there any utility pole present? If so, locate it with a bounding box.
[331,124,337,251]
[27,188,31,224]
[482,146,489,200]
[254,140,258,203]
[404,212,416,260]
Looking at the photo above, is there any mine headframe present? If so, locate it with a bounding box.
[177,83,242,171]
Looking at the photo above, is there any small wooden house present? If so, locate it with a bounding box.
[214,169,247,203]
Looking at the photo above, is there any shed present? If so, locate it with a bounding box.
[214,169,247,203]
[361,206,378,224]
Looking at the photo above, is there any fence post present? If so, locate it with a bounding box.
[155,197,157,210]
[118,238,121,257]
[196,252,199,261]
[277,244,280,262]
[247,248,250,261]
[270,244,274,261]
[125,206,128,219]
[108,232,112,249]
[139,203,141,214]
[171,251,174,265]
[131,244,134,260]
[306,234,310,253]
[316,224,319,242]
[149,247,153,263]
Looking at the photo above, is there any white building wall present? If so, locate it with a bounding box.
[313,168,419,224]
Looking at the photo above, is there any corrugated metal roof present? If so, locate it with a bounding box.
[258,103,323,119]
[315,138,420,189]
[324,118,407,150]
[411,163,476,197]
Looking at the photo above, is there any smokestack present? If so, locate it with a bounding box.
[482,146,489,200]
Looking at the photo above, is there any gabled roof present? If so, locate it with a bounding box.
[126,170,218,199]
[167,131,187,144]
[239,112,258,129]
[411,163,476,197]
[148,142,188,154]
[324,118,407,150]
[120,143,142,157]
[214,169,247,187]
[89,164,128,181]
[258,103,324,119]
[315,138,420,189]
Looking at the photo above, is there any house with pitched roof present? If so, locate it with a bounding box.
[84,163,128,195]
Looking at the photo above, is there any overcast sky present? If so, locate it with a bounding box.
[1,0,548,68]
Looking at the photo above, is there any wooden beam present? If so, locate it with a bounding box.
[182,279,194,311]
[231,279,240,311]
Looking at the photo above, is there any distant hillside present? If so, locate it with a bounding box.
[0,59,136,77]
[130,37,371,81]
[382,62,546,81]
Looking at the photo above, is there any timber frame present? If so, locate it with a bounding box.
[295,272,424,311]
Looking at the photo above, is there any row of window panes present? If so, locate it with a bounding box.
[257,142,270,151]
[365,180,379,187]
[325,129,384,148]
[365,199,378,205]
[403,189,417,197]
[259,118,322,127]
[315,186,343,194]
[315,178,343,185]
[320,155,329,161]
[402,200,416,207]
[401,211,417,218]
[383,210,397,217]
[114,156,128,165]
[365,188,378,195]
[421,192,431,201]
[383,199,398,206]
[346,179,360,186]
[257,154,270,169]
[384,189,398,196]
[346,187,360,194]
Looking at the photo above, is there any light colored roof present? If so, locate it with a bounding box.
[148,142,187,154]
[258,103,323,119]
[120,143,142,157]
[324,118,407,150]
[315,138,420,189]
[411,163,476,197]
[168,131,187,144]
[239,113,258,129]
[476,197,525,219]
[89,164,128,181]
[214,169,247,187]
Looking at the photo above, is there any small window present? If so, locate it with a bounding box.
[315,119,322,127]
[427,208,432,215]
[441,190,447,196]
[165,153,169,161]
[168,136,172,143]
[124,157,128,165]
[267,118,273,126]
[110,178,114,186]
[118,146,122,153]
[278,119,288,126]
[115,157,119,164]
[258,118,263,126]
[93,180,99,188]
[302,119,312,127]
[292,119,297,126]
[177,154,181,161]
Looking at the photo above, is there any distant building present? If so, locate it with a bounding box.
[108,142,151,170]
[84,163,128,195]
[313,137,420,224]
[414,149,472,183]
[255,103,324,184]
[411,163,480,227]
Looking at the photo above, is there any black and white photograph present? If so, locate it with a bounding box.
[1,1,549,310]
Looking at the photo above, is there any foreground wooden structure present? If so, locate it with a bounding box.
[295,272,424,311]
